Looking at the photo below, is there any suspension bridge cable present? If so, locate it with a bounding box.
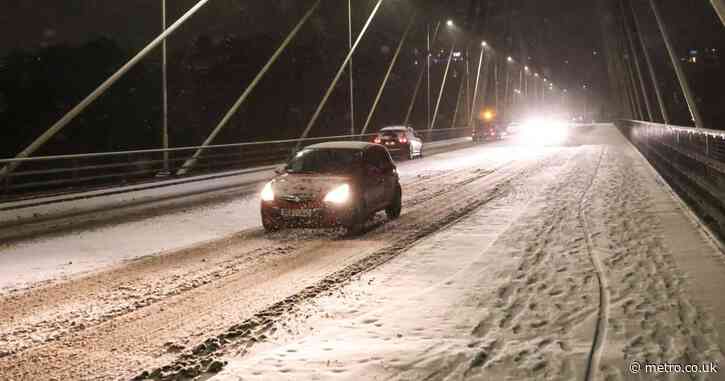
[430,38,457,130]
[296,0,384,150]
[178,0,322,174]
[360,12,417,136]
[1,0,214,178]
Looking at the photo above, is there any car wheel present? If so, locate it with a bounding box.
[385,185,402,220]
[262,218,281,233]
[344,200,367,237]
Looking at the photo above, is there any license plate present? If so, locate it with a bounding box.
[281,209,315,218]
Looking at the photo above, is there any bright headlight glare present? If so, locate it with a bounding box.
[519,118,569,146]
[261,182,275,201]
[324,184,351,204]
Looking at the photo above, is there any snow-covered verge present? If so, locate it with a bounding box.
[205,125,725,381]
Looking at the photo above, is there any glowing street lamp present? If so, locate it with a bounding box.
[480,109,495,121]
[481,41,487,47]
[446,19,454,27]
[507,56,514,63]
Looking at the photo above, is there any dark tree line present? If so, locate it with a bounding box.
[0,4,468,158]
[0,37,161,156]
[0,0,536,159]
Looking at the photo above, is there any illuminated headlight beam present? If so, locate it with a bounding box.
[518,117,570,146]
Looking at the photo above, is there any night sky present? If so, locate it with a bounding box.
[1,0,722,130]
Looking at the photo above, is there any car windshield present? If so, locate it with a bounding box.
[286,148,362,174]
[381,131,400,138]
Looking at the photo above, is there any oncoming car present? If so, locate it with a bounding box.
[472,123,506,142]
[372,126,423,160]
[260,142,402,234]
[472,109,506,142]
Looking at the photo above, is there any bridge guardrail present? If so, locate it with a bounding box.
[616,120,725,238]
[0,127,473,202]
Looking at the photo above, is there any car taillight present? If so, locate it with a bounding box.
[399,136,408,144]
[373,137,381,144]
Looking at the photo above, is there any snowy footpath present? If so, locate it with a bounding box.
[211,126,725,380]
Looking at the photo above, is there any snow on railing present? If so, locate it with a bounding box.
[617,119,725,237]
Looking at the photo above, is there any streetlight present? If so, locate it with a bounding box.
[507,56,514,63]
[524,65,529,71]
[534,73,539,77]
[481,41,487,47]
[446,19,454,27]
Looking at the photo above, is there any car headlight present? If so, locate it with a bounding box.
[323,184,350,204]
[261,182,275,201]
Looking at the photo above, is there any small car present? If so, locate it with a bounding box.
[260,142,402,234]
[372,126,423,160]
[472,122,506,142]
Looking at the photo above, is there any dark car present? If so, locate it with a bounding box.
[260,142,402,234]
[472,121,506,143]
[372,126,423,160]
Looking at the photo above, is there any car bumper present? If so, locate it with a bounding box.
[384,143,412,156]
[261,201,357,228]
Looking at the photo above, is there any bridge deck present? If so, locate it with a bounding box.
[210,124,725,380]
[1,125,724,380]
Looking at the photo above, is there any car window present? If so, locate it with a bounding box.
[380,149,394,169]
[366,147,390,170]
[365,149,381,168]
[286,148,362,174]
[374,147,393,170]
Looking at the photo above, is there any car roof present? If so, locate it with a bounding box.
[305,141,375,150]
[380,126,409,131]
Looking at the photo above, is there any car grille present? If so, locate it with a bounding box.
[279,194,316,203]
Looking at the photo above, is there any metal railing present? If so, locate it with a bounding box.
[616,120,725,238]
[0,127,473,201]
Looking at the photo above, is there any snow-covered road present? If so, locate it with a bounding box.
[0,137,477,293]
[1,125,724,380]
[207,126,725,381]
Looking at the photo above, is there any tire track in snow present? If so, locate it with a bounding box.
[0,164,501,360]
[461,146,604,379]
[0,155,525,380]
[580,147,609,381]
[134,174,517,380]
